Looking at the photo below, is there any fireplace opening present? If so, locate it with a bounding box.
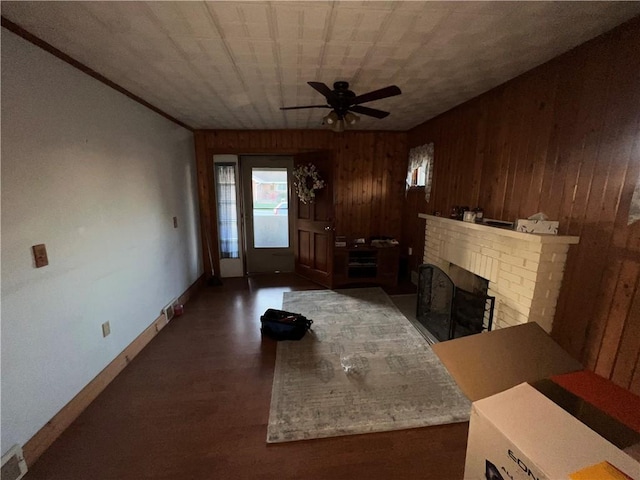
[416,264,495,342]
[449,263,488,296]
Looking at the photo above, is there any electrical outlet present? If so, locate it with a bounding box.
[1,444,27,480]
[102,321,111,337]
[173,216,178,228]
[163,303,175,322]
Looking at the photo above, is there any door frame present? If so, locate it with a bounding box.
[240,155,295,274]
[194,131,327,282]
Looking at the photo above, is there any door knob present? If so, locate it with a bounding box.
[324,226,332,231]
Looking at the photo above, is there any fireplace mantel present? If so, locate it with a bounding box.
[418,214,580,244]
[419,214,579,332]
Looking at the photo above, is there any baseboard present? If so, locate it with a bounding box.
[22,274,205,467]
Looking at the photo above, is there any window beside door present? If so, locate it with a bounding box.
[215,163,240,259]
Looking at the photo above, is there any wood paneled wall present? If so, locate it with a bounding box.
[405,18,640,391]
[194,129,407,277]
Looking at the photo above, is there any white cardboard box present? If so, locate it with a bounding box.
[464,383,640,480]
[515,219,559,234]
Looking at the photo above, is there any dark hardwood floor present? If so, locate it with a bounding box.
[25,274,467,480]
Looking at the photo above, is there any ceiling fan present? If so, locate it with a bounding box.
[280,81,402,131]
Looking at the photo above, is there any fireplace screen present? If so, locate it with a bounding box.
[417,264,494,341]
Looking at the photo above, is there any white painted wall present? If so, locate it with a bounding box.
[1,31,202,454]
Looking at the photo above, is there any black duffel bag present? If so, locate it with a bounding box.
[260,308,313,341]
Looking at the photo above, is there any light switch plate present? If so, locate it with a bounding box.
[102,321,111,337]
[173,216,178,228]
[32,244,49,268]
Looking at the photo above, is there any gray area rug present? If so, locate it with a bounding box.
[266,288,471,443]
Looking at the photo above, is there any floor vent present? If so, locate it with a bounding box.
[1,445,27,480]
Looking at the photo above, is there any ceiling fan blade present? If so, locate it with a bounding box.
[280,105,331,110]
[307,81,338,101]
[351,85,401,105]
[349,105,390,119]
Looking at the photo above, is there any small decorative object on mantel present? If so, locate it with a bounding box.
[473,207,484,223]
[293,163,326,204]
[463,210,476,223]
[515,212,559,235]
[483,218,515,229]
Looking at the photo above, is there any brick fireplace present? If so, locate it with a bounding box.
[419,214,579,333]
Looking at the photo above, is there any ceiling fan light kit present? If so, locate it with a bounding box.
[344,112,360,126]
[323,111,338,125]
[322,111,359,132]
[281,81,401,132]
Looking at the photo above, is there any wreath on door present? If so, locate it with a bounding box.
[293,163,326,204]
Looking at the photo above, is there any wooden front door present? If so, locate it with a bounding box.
[294,151,334,288]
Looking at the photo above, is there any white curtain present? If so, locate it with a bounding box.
[406,142,434,202]
[215,164,240,259]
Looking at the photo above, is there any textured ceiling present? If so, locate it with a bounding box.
[2,1,640,131]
